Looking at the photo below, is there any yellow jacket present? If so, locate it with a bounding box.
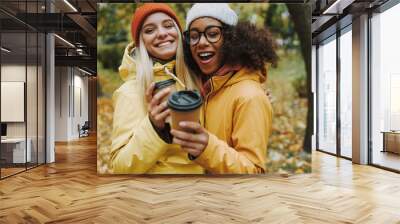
[194,67,273,174]
[110,43,204,174]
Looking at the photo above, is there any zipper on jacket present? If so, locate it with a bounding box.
[202,71,235,128]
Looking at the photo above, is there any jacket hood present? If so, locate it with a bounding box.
[205,67,266,97]
[118,42,176,82]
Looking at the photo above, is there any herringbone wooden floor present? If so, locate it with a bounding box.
[0,135,399,224]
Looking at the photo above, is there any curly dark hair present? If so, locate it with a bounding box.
[183,21,278,78]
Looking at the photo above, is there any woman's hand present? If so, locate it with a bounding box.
[145,82,171,129]
[170,121,209,157]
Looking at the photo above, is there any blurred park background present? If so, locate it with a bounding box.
[97,3,311,174]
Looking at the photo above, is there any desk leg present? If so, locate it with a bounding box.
[382,133,386,153]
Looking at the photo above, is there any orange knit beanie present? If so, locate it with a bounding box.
[131,3,182,45]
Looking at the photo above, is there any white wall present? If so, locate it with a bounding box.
[1,65,26,141]
[54,67,89,141]
[72,72,89,138]
[1,65,26,81]
[1,65,35,138]
[1,63,46,164]
[55,67,69,141]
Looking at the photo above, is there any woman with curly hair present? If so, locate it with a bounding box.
[170,3,278,174]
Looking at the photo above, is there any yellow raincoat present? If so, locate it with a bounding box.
[194,67,273,174]
[110,43,204,174]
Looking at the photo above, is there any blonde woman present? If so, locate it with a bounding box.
[110,3,202,174]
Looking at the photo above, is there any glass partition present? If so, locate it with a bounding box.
[339,27,352,158]
[0,1,46,179]
[0,8,28,177]
[317,35,337,155]
[370,3,400,171]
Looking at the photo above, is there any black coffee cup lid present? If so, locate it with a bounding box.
[168,90,202,111]
[155,79,176,90]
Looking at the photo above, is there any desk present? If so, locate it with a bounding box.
[1,138,31,163]
[382,131,400,154]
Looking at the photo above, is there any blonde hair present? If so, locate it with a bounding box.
[174,24,198,91]
[135,20,199,104]
[135,37,153,99]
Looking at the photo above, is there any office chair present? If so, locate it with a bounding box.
[79,121,90,138]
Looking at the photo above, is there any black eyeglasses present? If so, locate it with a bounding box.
[184,26,223,46]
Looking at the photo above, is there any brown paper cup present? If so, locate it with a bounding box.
[153,79,176,123]
[168,90,203,132]
[170,107,201,131]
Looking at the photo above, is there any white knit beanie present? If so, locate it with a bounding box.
[185,3,238,30]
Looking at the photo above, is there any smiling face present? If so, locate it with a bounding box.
[141,12,179,61]
[189,17,224,76]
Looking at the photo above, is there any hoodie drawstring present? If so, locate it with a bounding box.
[164,66,186,89]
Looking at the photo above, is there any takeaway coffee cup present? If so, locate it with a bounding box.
[153,79,176,103]
[154,79,177,124]
[167,90,203,131]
